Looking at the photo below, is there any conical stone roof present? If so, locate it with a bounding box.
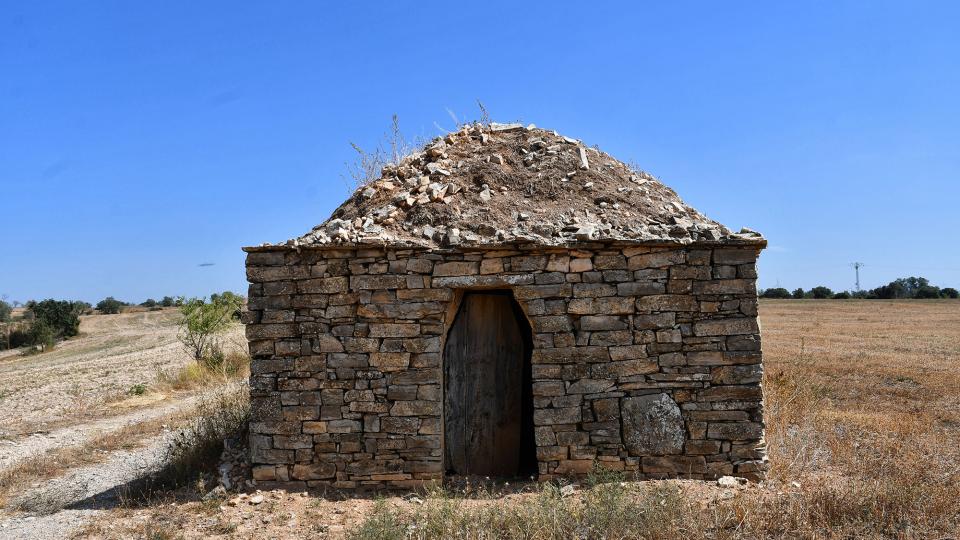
[277,123,763,250]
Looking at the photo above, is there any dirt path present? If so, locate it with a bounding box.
[0,394,199,471]
[0,429,177,539]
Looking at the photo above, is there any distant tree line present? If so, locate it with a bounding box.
[0,299,90,351]
[0,294,185,351]
[761,276,959,300]
[140,296,179,309]
[92,295,181,314]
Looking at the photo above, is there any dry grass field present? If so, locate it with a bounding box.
[0,310,248,537]
[0,310,245,437]
[64,299,959,539]
[0,300,960,539]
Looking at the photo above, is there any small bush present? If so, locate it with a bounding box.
[128,383,148,396]
[29,320,55,351]
[157,352,250,391]
[810,286,834,299]
[96,297,124,314]
[178,293,244,361]
[153,383,250,489]
[27,299,82,338]
[791,288,805,299]
[942,287,959,299]
[761,287,792,299]
[8,328,33,349]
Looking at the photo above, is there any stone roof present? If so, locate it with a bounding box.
[266,123,764,250]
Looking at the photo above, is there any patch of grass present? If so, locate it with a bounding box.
[155,352,249,392]
[348,480,701,540]
[127,383,250,497]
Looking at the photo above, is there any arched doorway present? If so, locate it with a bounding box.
[443,290,536,477]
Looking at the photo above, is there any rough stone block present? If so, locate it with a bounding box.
[292,462,336,480]
[390,400,441,417]
[369,323,421,338]
[433,261,479,276]
[480,258,504,274]
[570,258,593,272]
[533,407,582,425]
[299,277,349,294]
[616,282,666,296]
[707,422,763,440]
[511,255,548,272]
[580,315,628,331]
[712,365,762,385]
[568,297,634,315]
[698,385,763,402]
[628,251,684,269]
[713,249,756,265]
[692,279,756,295]
[622,393,685,456]
[635,295,698,312]
[573,283,617,298]
[693,318,759,337]
[531,316,573,333]
[566,378,614,394]
[593,254,627,270]
[366,352,409,371]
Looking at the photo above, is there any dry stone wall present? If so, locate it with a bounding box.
[244,242,766,490]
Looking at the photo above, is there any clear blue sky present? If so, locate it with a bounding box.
[2,1,958,303]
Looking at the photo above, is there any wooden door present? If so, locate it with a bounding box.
[444,292,527,476]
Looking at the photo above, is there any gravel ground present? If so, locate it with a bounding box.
[0,395,199,471]
[1,428,177,539]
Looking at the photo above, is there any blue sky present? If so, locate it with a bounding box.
[1,1,958,303]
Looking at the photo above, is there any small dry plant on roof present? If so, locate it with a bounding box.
[344,114,422,189]
[343,102,493,189]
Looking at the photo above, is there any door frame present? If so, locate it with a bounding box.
[439,287,536,478]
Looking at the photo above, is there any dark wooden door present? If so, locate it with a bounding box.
[444,292,527,476]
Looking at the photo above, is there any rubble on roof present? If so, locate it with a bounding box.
[275,123,763,249]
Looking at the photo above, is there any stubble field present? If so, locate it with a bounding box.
[4,300,959,539]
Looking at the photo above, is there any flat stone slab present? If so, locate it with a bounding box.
[621,393,684,456]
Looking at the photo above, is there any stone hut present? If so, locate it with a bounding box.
[243,123,767,490]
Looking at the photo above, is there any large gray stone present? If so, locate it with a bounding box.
[621,393,685,456]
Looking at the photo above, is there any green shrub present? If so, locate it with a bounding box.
[761,287,791,299]
[178,293,244,361]
[8,328,32,348]
[27,299,82,339]
[96,297,124,314]
[810,286,834,299]
[29,320,55,351]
